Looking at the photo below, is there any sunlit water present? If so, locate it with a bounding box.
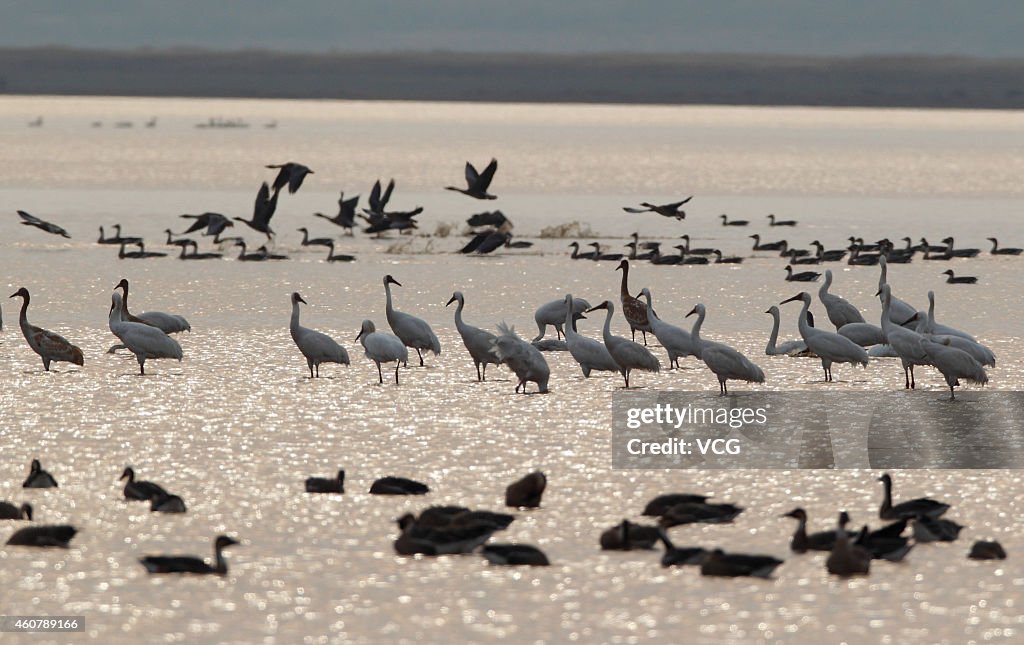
[1,96,1023,643]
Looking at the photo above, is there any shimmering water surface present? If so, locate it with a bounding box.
[1,97,1023,644]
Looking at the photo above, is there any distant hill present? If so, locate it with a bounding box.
[2,48,1023,109]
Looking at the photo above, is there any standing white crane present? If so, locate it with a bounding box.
[918,337,987,400]
[446,291,501,381]
[533,297,591,341]
[562,294,619,377]
[289,292,350,378]
[818,270,865,329]
[586,300,660,388]
[383,275,440,366]
[915,290,978,342]
[108,291,183,375]
[115,279,191,334]
[492,322,550,393]
[916,291,994,366]
[355,320,408,385]
[877,257,917,326]
[780,292,868,382]
[685,303,764,394]
[876,284,929,389]
[638,288,696,368]
[8,287,84,371]
[764,305,808,356]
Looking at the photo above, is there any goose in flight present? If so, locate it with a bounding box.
[623,197,692,220]
[266,162,314,194]
[314,192,359,235]
[233,182,280,239]
[446,158,498,200]
[493,322,550,393]
[447,291,501,381]
[586,300,660,388]
[9,287,84,371]
[179,212,233,237]
[17,210,70,238]
[140,535,239,575]
[467,210,508,228]
[356,320,408,385]
[23,459,58,488]
[780,292,867,382]
[108,291,183,375]
[289,292,350,378]
[383,275,440,366]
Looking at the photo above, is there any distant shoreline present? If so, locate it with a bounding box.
[3,48,1024,109]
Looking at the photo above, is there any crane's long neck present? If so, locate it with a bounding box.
[290,300,301,332]
[601,306,614,345]
[18,294,30,330]
[819,272,831,299]
[690,308,705,349]
[119,286,132,320]
[926,293,936,334]
[795,298,812,340]
[767,310,781,353]
[384,283,394,317]
[878,260,888,292]
[642,292,657,328]
[453,298,467,333]
[564,299,577,338]
[108,299,123,330]
[879,291,894,337]
[619,265,630,299]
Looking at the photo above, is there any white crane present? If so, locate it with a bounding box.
[917,291,994,366]
[764,305,808,356]
[586,301,660,388]
[780,292,868,382]
[562,294,619,377]
[639,288,696,368]
[819,270,865,329]
[877,284,929,389]
[446,291,501,381]
[685,303,764,394]
[108,291,183,375]
[837,322,886,347]
[115,279,191,334]
[915,290,978,342]
[533,297,591,341]
[356,320,408,385]
[492,322,550,393]
[8,287,84,371]
[918,337,987,400]
[383,275,440,366]
[289,292,350,378]
[877,257,917,326]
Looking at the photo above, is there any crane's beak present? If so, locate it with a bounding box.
[584,304,606,314]
[779,294,802,305]
[763,309,772,314]
[297,295,308,305]
[355,330,364,341]
[685,307,697,317]
[445,295,457,307]
[874,289,882,296]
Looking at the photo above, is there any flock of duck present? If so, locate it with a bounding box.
[2,246,998,399]
[2,459,1006,577]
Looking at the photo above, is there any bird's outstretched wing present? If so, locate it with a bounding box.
[622,207,650,213]
[252,183,279,227]
[368,181,383,213]
[464,162,479,187]
[476,159,498,191]
[380,179,395,210]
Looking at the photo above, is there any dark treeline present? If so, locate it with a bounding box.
[2,48,1024,109]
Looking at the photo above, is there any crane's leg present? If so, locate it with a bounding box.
[642,331,648,346]
[139,357,146,375]
[623,371,630,388]
[910,366,916,389]
[376,362,384,384]
[903,366,910,389]
[949,384,956,400]
[43,358,51,371]
[416,348,424,366]
[482,363,487,381]
[316,364,320,378]
[631,328,637,342]
[308,359,315,379]
[556,325,563,341]
[394,364,400,385]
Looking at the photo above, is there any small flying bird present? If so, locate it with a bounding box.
[17,210,70,238]
[266,162,314,194]
[446,158,499,200]
[233,182,280,239]
[623,197,692,220]
[314,192,359,235]
[179,212,234,236]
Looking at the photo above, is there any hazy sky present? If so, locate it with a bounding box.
[4,1,1023,57]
